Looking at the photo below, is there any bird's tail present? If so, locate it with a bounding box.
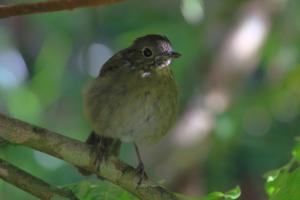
[77,131,121,176]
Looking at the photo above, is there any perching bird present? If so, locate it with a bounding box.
[82,34,180,180]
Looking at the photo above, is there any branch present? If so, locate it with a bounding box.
[0,158,78,200]
[0,113,178,200]
[0,0,122,19]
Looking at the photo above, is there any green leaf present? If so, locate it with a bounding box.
[175,186,240,200]
[64,180,138,200]
[265,167,300,200]
[198,192,224,200]
[264,169,281,183]
[292,140,300,163]
[223,186,241,199]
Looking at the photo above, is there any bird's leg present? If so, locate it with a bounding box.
[134,143,148,185]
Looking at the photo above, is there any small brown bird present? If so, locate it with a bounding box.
[82,34,180,179]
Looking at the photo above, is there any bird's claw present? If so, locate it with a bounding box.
[135,162,148,185]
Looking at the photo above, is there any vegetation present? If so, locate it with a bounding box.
[0,0,300,199]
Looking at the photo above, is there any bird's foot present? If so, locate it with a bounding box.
[135,162,148,185]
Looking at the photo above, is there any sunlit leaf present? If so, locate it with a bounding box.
[223,186,241,199]
[175,186,240,200]
[64,180,138,200]
[292,138,300,163]
[199,192,224,200]
[265,170,288,196]
[264,169,281,183]
[265,167,300,200]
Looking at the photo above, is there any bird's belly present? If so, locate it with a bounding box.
[117,84,177,143]
[85,72,177,144]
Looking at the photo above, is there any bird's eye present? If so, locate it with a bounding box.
[142,48,153,57]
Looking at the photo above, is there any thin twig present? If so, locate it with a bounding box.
[0,113,177,200]
[0,0,122,19]
[0,158,78,200]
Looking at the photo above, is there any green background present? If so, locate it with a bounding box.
[0,0,300,199]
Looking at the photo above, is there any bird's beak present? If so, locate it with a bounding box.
[169,51,181,58]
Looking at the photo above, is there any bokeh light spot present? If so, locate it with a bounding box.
[0,49,28,89]
[33,151,65,170]
[180,0,204,25]
[86,43,113,77]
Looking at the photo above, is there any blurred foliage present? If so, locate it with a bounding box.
[177,186,241,200]
[264,138,300,200]
[67,181,240,200]
[66,181,138,200]
[0,0,300,199]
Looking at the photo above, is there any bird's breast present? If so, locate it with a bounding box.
[84,68,178,144]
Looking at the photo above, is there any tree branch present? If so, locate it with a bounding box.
[0,0,123,19]
[0,158,78,200]
[0,113,177,200]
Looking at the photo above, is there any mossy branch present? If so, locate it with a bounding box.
[0,113,178,200]
[0,159,78,200]
[0,0,122,19]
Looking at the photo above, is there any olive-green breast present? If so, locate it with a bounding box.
[84,67,178,144]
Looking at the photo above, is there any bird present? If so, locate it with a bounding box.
[81,34,180,181]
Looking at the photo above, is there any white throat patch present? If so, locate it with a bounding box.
[158,59,171,69]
